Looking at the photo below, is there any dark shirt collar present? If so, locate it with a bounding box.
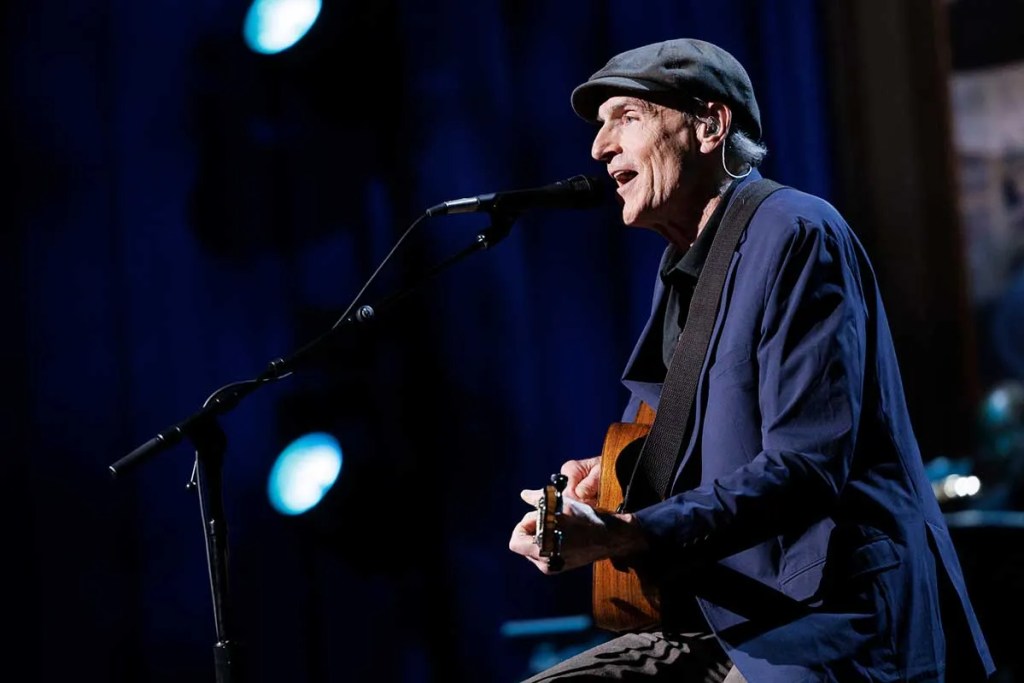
[659,179,740,285]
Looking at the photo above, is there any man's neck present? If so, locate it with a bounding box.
[683,177,734,247]
[694,193,724,243]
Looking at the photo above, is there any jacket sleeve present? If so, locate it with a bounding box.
[633,213,867,562]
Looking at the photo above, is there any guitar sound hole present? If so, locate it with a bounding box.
[615,437,659,510]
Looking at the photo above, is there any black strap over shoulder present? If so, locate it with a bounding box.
[622,178,786,509]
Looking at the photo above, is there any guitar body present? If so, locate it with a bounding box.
[592,402,662,632]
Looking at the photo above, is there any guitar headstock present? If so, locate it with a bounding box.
[535,473,568,571]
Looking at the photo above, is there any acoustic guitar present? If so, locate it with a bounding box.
[537,402,661,633]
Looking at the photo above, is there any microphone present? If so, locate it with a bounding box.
[425,174,607,217]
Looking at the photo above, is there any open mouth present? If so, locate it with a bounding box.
[611,170,637,187]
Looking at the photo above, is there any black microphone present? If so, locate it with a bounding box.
[425,174,607,217]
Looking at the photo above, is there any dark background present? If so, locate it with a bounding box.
[4,1,1023,681]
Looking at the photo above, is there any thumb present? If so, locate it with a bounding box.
[520,489,543,507]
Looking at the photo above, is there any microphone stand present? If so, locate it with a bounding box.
[107,209,521,683]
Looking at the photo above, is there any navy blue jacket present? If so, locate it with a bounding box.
[623,171,996,681]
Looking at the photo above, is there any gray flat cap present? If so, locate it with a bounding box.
[571,38,762,139]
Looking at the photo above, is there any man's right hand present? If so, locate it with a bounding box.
[559,455,602,508]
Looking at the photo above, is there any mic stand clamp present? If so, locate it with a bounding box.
[476,210,518,249]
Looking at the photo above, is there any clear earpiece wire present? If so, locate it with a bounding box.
[722,140,752,180]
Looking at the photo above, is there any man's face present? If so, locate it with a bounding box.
[592,95,701,234]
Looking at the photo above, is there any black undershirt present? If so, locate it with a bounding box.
[659,180,739,369]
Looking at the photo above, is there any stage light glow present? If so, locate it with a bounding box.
[934,474,982,503]
[243,0,322,55]
[267,432,342,515]
[499,615,592,638]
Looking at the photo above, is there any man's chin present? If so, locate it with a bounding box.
[620,208,650,230]
[620,205,639,226]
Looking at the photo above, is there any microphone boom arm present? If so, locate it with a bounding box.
[106,202,528,683]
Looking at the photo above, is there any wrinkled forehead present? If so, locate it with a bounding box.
[595,95,689,124]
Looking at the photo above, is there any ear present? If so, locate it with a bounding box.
[697,102,731,153]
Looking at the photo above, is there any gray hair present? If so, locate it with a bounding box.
[725,128,768,170]
[680,105,768,175]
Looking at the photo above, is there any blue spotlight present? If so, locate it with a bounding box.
[243,0,322,55]
[268,432,342,515]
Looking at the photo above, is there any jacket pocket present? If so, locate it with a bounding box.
[846,535,900,579]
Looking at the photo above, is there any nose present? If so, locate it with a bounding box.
[591,123,618,163]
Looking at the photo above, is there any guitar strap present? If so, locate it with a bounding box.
[622,177,785,510]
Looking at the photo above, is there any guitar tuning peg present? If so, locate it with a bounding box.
[547,553,565,573]
[536,474,568,571]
